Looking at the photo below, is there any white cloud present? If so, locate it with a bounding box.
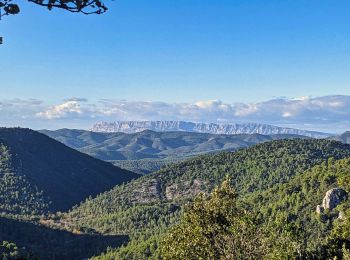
[36,101,84,119]
[1,95,350,132]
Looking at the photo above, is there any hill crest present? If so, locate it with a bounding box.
[0,128,139,213]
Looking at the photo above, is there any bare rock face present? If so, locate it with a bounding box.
[91,121,330,138]
[165,179,207,200]
[322,188,348,211]
[128,178,162,204]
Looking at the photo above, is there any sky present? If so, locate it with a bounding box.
[1,0,350,132]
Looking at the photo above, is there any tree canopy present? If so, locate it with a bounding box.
[160,179,300,259]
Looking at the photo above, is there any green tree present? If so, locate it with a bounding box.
[160,179,270,259]
[0,241,20,259]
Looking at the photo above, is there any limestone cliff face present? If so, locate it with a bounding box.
[165,179,207,200]
[322,188,348,210]
[316,188,348,213]
[128,178,162,204]
[91,121,330,138]
[128,178,208,203]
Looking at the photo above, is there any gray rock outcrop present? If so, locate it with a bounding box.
[91,121,330,138]
[322,188,347,210]
[316,188,347,214]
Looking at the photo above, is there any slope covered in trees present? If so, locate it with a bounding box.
[94,157,350,259]
[64,139,350,258]
[40,128,307,161]
[112,158,181,175]
[0,128,139,214]
[243,157,350,257]
[0,144,49,215]
[2,134,350,259]
[159,161,350,259]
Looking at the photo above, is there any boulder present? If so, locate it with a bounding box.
[322,188,348,211]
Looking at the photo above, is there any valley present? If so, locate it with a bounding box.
[40,128,311,174]
[1,127,350,259]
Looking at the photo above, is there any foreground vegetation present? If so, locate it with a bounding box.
[161,172,350,259]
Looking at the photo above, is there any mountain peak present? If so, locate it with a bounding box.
[90,121,330,138]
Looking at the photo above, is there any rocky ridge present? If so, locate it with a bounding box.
[91,121,331,138]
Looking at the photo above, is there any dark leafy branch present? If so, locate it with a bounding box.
[0,0,106,44]
[0,0,107,19]
[0,0,20,17]
[28,0,108,14]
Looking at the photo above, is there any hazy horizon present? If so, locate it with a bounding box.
[0,95,349,133]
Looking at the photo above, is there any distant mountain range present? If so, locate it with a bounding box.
[91,121,331,138]
[329,131,350,144]
[40,129,311,174]
[40,129,308,161]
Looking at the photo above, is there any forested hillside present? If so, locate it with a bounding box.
[0,128,139,213]
[158,160,350,259]
[40,128,307,162]
[0,144,50,215]
[112,158,181,175]
[2,133,350,259]
[64,139,350,259]
[243,157,350,257]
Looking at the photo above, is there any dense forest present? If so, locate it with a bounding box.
[112,158,182,175]
[1,129,350,259]
[159,168,350,259]
[0,128,139,213]
[92,157,350,259]
[64,139,350,259]
[0,144,50,215]
[0,128,139,259]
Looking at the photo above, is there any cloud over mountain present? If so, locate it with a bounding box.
[1,95,350,132]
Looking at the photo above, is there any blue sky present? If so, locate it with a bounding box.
[1,0,350,131]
